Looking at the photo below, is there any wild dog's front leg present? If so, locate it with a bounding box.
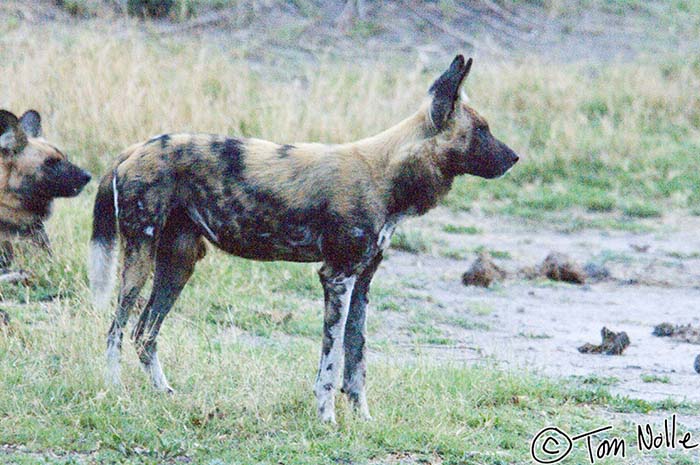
[315,265,357,423]
[342,252,382,420]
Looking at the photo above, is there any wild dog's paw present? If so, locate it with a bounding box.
[318,406,337,425]
[104,368,122,388]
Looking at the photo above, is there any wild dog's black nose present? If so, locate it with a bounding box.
[81,171,92,184]
[511,154,519,164]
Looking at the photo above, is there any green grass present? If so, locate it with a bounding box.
[439,247,469,260]
[391,229,433,254]
[641,374,671,384]
[470,303,496,316]
[0,196,681,463]
[666,251,700,260]
[474,246,512,260]
[575,375,620,387]
[493,205,655,233]
[623,201,663,218]
[442,315,491,331]
[0,195,636,464]
[0,335,631,464]
[441,224,481,235]
[518,332,553,339]
[591,250,634,265]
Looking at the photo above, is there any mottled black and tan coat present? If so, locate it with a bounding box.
[0,110,91,267]
[90,56,519,423]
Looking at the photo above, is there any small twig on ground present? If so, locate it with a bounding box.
[154,8,237,35]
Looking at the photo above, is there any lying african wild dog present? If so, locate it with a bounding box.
[89,55,519,423]
[0,110,91,267]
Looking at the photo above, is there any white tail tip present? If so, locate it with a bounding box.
[89,241,116,309]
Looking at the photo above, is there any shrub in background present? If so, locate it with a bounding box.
[127,0,175,18]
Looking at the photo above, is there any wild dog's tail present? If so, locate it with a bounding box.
[89,169,119,309]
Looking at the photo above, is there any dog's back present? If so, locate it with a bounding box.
[94,133,382,264]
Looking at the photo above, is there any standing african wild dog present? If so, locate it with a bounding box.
[90,55,519,423]
[0,110,92,267]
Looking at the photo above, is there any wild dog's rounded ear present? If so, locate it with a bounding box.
[0,110,26,154]
[19,110,42,138]
[428,55,473,131]
[0,110,19,134]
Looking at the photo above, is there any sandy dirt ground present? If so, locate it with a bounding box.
[368,208,700,437]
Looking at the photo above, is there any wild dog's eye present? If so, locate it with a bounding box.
[44,158,60,168]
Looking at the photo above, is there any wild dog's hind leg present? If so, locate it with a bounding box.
[132,209,202,393]
[342,252,382,420]
[106,241,153,386]
[314,264,357,423]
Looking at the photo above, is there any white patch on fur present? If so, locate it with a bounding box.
[112,174,119,220]
[89,241,117,310]
[460,86,470,103]
[144,226,154,237]
[377,215,404,252]
[314,275,356,423]
[187,205,219,243]
[427,107,437,133]
[145,353,173,393]
[0,131,16,150]
[377,224,396,252]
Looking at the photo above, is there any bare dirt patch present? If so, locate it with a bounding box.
[370,208,700,408]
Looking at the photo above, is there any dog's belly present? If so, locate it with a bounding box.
[188,198,376,264]
[209,218,324,262]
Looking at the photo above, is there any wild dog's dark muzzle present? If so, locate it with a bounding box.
[45,162,92,197]
[495,142,519,178]
[461,140,519,179]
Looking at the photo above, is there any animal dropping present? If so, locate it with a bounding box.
[578,327,630,355]
[462,252,506,287]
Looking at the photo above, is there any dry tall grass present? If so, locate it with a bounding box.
[2,26,698,189]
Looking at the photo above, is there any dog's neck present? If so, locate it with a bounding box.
[349,103,433,168]
[383,142,454,216]
[347,103,455,217]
